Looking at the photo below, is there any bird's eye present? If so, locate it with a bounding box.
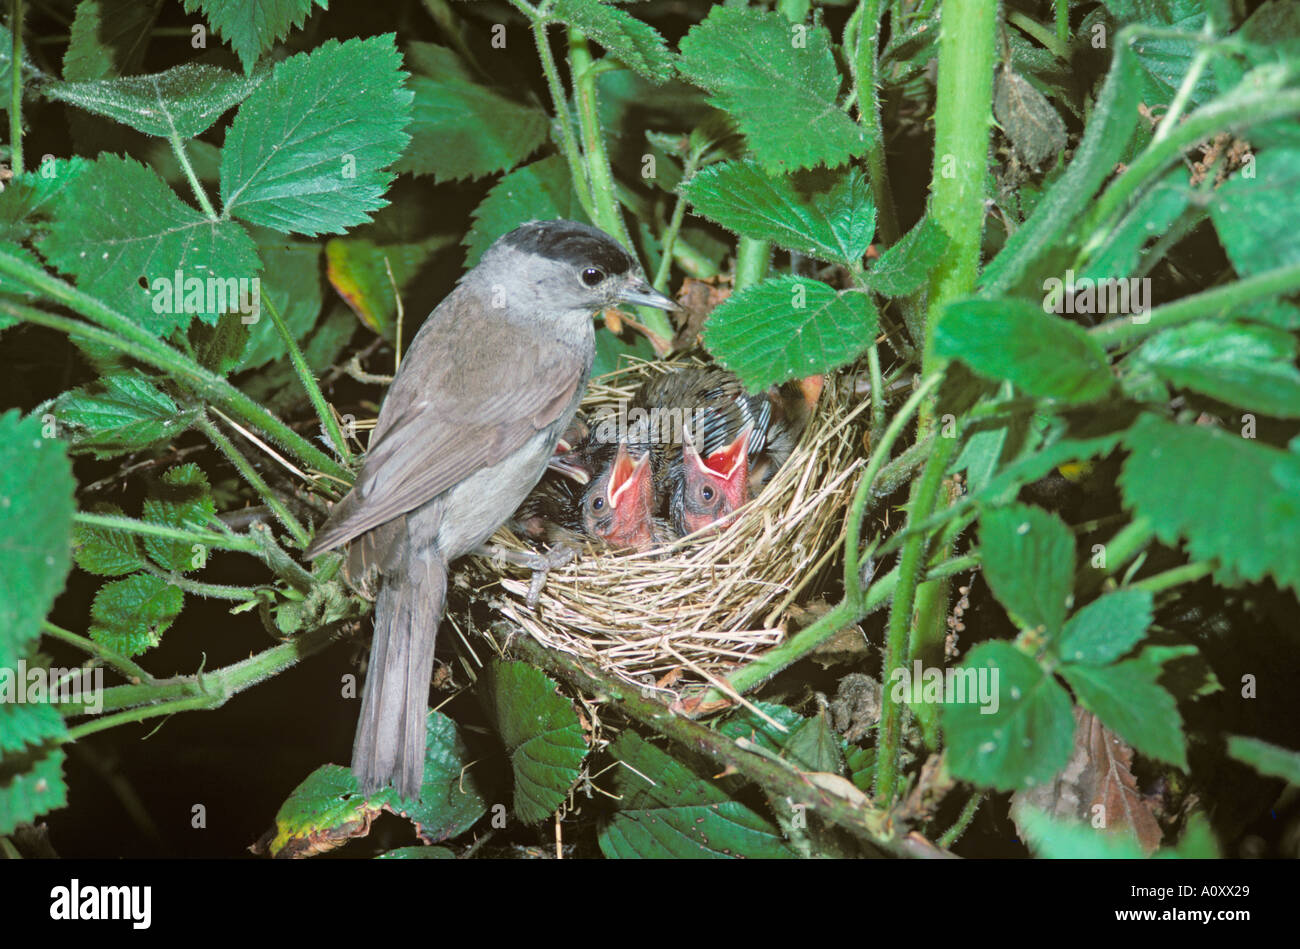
[701,485,715,502]
[580,267,605,287]
[591,496,605,511]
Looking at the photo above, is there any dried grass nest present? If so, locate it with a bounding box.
[466,356,871,695]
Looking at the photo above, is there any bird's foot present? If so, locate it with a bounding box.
[477,543,576,608]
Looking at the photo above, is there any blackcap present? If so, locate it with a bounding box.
[305,220,675,800]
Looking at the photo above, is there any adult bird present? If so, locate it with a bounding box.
[305,220,675,800]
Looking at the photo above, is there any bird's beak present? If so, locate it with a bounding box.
[608,444,651,509]
[617,277,678,311]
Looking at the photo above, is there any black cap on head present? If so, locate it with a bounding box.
[502,219,634,277]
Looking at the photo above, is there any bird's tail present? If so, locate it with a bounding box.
[351,549,445,801]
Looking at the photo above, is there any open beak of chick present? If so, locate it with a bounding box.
[587,444,657,550]
[676,425,752,536]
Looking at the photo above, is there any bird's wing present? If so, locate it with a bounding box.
[306,316,587,556]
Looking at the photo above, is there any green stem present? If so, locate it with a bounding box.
[142,563,259,601]
[1055,0,1070,49]
[197,415,312,548]
[61,620,345,723]
[867,344,886,438]
[41,621,155,684]
[937,791,983,849]
[9,0,23,175]
[525,13,595,222]
[734,237,770,290]
[0,283,348,483]
[1006,9,1068,61]
[74,510,261,555]
[875,433,958,805]
[1132,560,1216,595]
[1091,262,1300,348]
[1076,515,1154,597]
[262,292,353,467]
[169,131,215,218]
[851,0,900,245]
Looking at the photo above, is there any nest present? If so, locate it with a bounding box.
[467,356,871,696]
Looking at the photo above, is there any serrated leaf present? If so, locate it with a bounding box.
[480,661,587,824]
[268,711,487,857]
[552,0,674,82]
[1210,148,1300,278]
[677,6,870,172]
[681,160,875,264]
[45,63,265,139]
[0,158,90,244]
[0,746,68,836]
[942,642,1077,792]
[598,732,796,858]
[0,701,68,755]
[979,503,1075,636]
[704,277,877,391]
[73,503,147,576]
[462,156,591,268]
[63,0,163,81]
[1055,590,1153,664]
[865,216,950,297]
[935,299,1114,404]
[220,35,413,235]
[1227,735,1300,784]
[1059,649,1189,769]
[1132,321,1300,417]
[37,155,263,336]
[54,371,195,458]
[994,67,1068,169]
[182,0,327,74]
[395,42,547,183]
[89,573,184,657]
[142,464,216,572]
[1120,414,1300,594]
[376,845,455,859]
[0,411,76,668]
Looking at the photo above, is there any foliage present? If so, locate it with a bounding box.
[1,0,1298,862]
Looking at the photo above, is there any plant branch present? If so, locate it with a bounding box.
[41,621,155,685]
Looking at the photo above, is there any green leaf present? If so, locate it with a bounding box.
[598,732,796,858]
[267,764,375,857]
[238,236,323,370]
[552,0,674,82]
[1079,168,1189,283]
[396,42,547,183]
[220,35,413,235]
[323,236,441,341]
[463,156,591,268]
[63,0,164,81]
[0,700,68,755]
[865,216,950,297]
[54,371,196,458]
[704,277,878,391]
[376,845,455,859]
[0,746,68,836]
[0,158,90,244]
[0,411,76,668]
[979,503,1075,636]
[942,642,1076,792]
[89,573,184,658]
[37,155,263,336]
[677,6,870,172]
[73,503,148,576]
[1227,735,1300,784]
[681,160,875,265]
[993,67,1067,169]
[142,464,217,573]
[1059,649,1189,769]
[479,661,587,824]
[390,711,491,841]
[181,0,327,74]
[1016,806,1145,858]
[1055,590,1154,664]
[935,299,1114,404]
[1211,149,1300,278]
[591,327,654,378]
[1131,321,1300,418]
[1120,414,1300,595]
[45,63,265,139]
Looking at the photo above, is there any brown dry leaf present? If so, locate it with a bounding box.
[671,277,731,350]
[804,771,871,808]
[1011,707,1164,855]
[897,754,956,825]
